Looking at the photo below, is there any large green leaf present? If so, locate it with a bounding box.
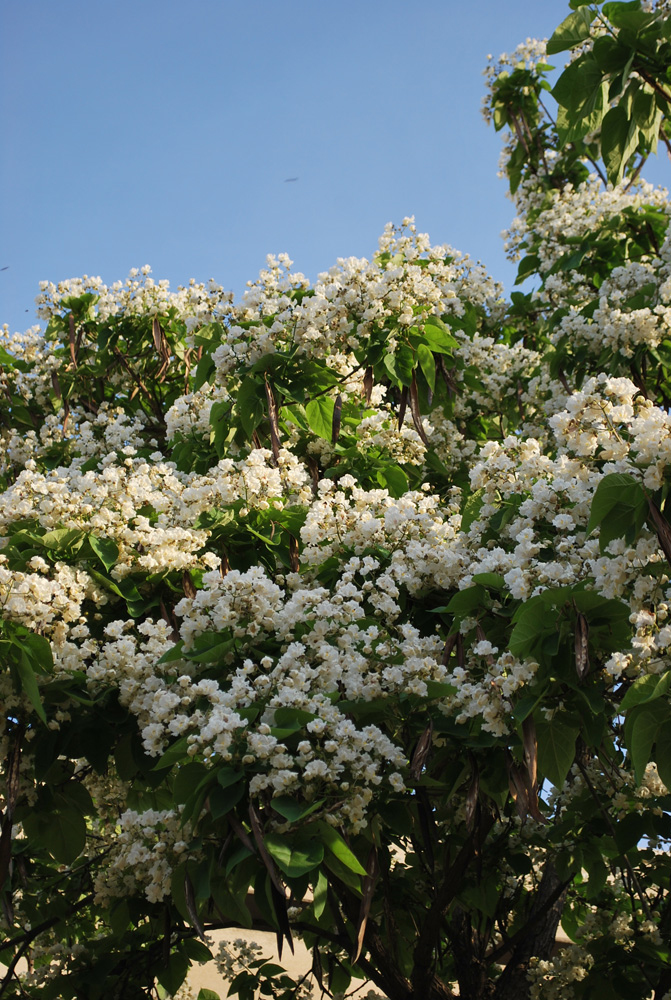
[15,628,54,674]
[264,832,325,877]
[42,807,87,865]
[620,671,671,711]
[208,781,245,819]
[593,34,635,73]
[316,822,367,875]
[553,54,605,118]
[629,703,666,784]
[601,104,641,184]
[15,652,47,723]
[271,796,326,822]
[655,726,671,789]
[461,489,484,532]
[547,8,594,54]
[88,534,119,571]
[416,343,436,392]
[509,597,555,659]
[585,473,647,551]
[234,376,266,437]
[536,717,579,788]
[422,317,458,354]
[305,396,336,440]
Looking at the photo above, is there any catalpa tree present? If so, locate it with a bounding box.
[2,2,671,998]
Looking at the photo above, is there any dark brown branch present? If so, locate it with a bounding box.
[412,812,496,997]
[493,862,567,1000]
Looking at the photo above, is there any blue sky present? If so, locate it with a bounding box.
[1,1,668,335]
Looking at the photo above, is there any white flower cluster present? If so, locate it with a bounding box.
[35,267,234,326]
[0,555,103,633]
[211,219,502,380]
[481,38,549,127]
[94,805,194,905]
[0,448,311,579]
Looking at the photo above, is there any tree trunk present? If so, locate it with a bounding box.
[493,862,567,1000]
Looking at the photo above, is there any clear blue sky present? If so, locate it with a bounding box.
[1,1,668,335]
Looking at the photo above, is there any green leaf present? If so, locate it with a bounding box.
[43,807,87,864]
[316,822,367,875]
[15,652,47,723]
[425,680,457,699]
[620,671,671,711]
[208,781,245,819]
[633,88,658,131]
[556,91,607,144]
[446,585,486,616]
[585,473,647,551]
[509,597,553,659]
[461,489,484,532]
[88,534,119,571]
[271,797,326,822]
[156,952,190,996]
[422,317,458,354]
[547,8,594,54]
[186,633,235,663]
[174,762,209,803]
[515,255,541,285]
[629,703,666,784]
[218,768,244,789]
[552,54,605,117]
[264,833,325,877]
[153,735,190,771]
[313,870,328,919]
[655,726,671,789]
[305,396,336,440]
[209,399,231,457]
[183,939,213,963]
[416,343,436,393]
[376,465,409,498]
[593,34,635,73]
[197,991,222,1000]
[40,527,85,551]
[58,782,95,815]
[601,104,640,185]
[235,376,266,437]
[472,573,505,589]
[15,629,53,673]
[384,345,414,387]
[194,353,216,391]
[584,853,609,900]
[603,1,659,32]
[211,879,253,929]
[273,706,317,728]
[536,717,579,788]
[156,641,186,665]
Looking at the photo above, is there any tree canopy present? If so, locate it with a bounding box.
[3,2,671,998]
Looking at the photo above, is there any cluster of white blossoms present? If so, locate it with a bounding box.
[0,404,157,482]
[0,555,105,634]
[0,448,312,579]
[528,891,664,999]
[35,267,234,327]
[11,938,91,994]
[480,38,550,127]
[549,372,671,489]
[165,380,232,442]
[211,220,502,379]
[355,409,428,466]
[93,805,193,905]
